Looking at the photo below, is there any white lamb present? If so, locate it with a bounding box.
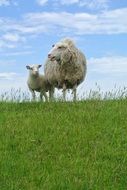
[26,64,48,101]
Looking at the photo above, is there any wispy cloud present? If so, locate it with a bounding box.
[0,40,16,49]
[79,0,109,9]
[0,0,17,6]
[0,72,17,80]
[88,56,127,75]
[36,0,110,10]
[0,59,16,65]
[78,55,127,93]
[0,7,127,50]
[23,8,127,35]
[0,32,26,49]
[0,0,10,6]
[59,0,79,5]
[1,50,34,56]
[37,0,48,6]
[2,33,25,42]
[1,7,127,35]
[0,72,27,91]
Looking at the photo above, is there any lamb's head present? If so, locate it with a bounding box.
[48,40,75,64]
[26,64,42,76]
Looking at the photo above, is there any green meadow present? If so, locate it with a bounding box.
[0,89,127,189]
[0,89,127,190]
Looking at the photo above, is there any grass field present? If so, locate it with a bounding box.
[0,98,127,190]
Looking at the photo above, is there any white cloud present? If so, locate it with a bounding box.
[37,0,48,6]
[1,50,33,56]
[0,72,17,80]
[36,0,109,10]
[77,56,127,93]
[60,0,109,10]
[0,7,127,36]
[88,56,127,75]
[23,8,127,35]
[0,32,26,50]
[0,73,27,92]
[0,7,127,50]
[79,0,109,9]
[36,0,80,6]
[0,0,18,6]
[0,0,10,6]
[2,33,25,42]
[0,40,16,49]
[60,0,79,5]
[0,59,16,65]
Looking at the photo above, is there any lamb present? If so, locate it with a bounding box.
[26,64,49,101]
[44,38,87,101]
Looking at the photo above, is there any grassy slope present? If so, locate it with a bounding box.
[0,100,127,190]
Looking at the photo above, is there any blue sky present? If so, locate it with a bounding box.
[0,0,127,94]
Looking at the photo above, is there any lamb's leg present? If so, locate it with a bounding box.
[29,88,35,101]
[49,87,54,101]
[63,83,66,101]
[73,84,77,101]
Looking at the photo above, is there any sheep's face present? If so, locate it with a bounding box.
[48,42,72,63]
[26,65,42,76]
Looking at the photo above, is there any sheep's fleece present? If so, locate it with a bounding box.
[44,38,87,90]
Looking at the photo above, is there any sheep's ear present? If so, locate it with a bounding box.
[26,65,31,70]
[38,64,42,68]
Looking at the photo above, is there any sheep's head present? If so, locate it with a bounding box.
[26,64,42,76]
[48,42,73,64]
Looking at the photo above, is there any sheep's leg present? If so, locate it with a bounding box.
[73,84,77,101]
[40,90,48,102]
[49,87,54,101]
[63,83,66,101]
[44,92,48,102]
[29,88,35,101]
[32,91,36,100]
[40,92,43,101]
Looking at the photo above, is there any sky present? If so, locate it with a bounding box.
[0,0,127,95]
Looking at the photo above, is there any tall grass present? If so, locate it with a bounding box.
[1,84,127,102]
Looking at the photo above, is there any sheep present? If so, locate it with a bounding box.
[26,64,49,101]
[44,38,87,101]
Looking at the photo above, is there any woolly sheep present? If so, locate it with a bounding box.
[26,64,49,101]
[44,38,87,100]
